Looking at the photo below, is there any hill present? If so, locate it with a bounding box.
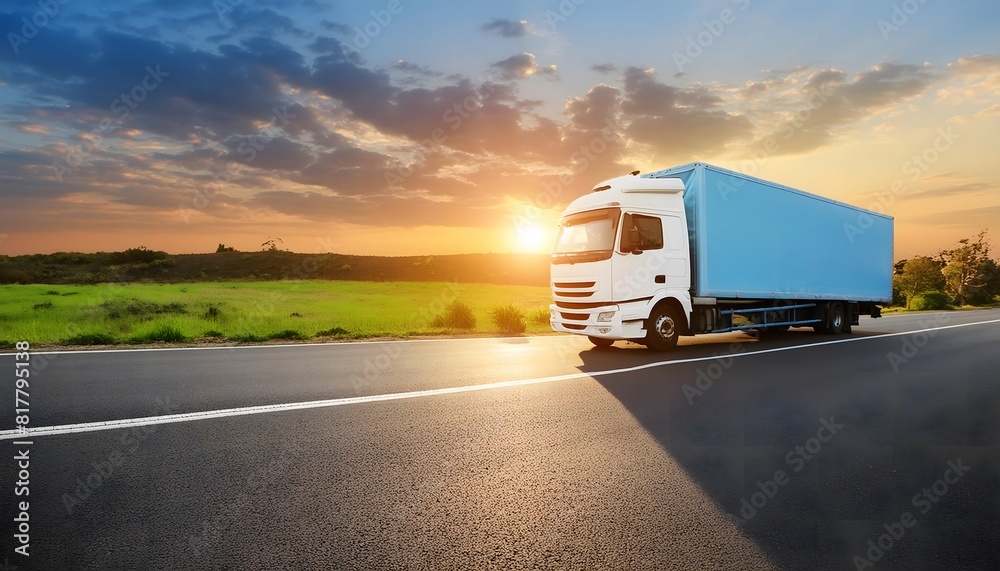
[0,249,551,287]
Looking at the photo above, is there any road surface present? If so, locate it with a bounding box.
[2,310,999,570]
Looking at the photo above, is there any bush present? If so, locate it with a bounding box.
[131,324,186,343]
[229,333,266,343]
[102,298,187,319]
[33,301,54,310]
[910,291,951,311]
[63,332,116,345]
[431,301,477,329]
[491,303,526,334]
[204,305,223,320]
[268,329,306,340]
[315,326,350,337]
[529,307,550,325]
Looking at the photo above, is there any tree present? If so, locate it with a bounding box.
[216,243,235,253]
[938,230,992,306]
[261,237,284,252]
[898,256,945,309]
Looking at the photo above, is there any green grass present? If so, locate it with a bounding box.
[0,281,554,346]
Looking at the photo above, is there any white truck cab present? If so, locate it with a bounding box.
[549,173,692,350]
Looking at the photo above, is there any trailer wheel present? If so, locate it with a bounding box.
[645,306,680,351]
[827,302,845,334]
[588,336,614,348]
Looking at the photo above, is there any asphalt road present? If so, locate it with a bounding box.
[2,310,999,570]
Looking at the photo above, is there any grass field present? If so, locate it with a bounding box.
[0,281,555,347]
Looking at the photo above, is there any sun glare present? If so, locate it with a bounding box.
[515,223,549,253]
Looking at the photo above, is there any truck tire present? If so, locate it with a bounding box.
[588,336,614,348]
[814,302,845,334]
[829,302,845,334]
[645,306,680,351]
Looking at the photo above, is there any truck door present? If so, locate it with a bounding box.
[613,213,689,301]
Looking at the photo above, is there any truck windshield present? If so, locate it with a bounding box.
[552,208,620,263]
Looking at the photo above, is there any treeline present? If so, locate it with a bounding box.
[0,247,550,287]
[892,231,999,309]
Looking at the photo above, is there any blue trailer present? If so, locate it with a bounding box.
[549,162,894,350]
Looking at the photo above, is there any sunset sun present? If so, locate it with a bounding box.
[515,223,549,253]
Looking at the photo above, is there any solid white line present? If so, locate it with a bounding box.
[2,309,994,356]
[2,317,998,440]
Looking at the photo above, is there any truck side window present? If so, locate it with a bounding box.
[621,213,663,252]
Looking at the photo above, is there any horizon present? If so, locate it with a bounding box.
[1,1,998,258]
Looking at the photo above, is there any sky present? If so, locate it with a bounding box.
[0,0,998,258]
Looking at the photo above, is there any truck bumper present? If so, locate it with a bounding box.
[549,302,647,340]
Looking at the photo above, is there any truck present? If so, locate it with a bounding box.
[549,162,894,350]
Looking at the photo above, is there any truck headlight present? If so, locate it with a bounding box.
[597,311,615,322]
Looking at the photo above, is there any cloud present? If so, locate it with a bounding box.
[482,18,530,38]
[391,60,442,77]
[619,67,751,160]
[754,63,936,154]
[490,52,558,80]
[591,63,617,74]
[903,182,993,200]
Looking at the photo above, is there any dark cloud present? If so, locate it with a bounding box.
[490,53,558,80]
[758,63,936,154]
[591,63,617,74]
[482,18,530,38]
[391,60,442,77]
[620,67,751,159]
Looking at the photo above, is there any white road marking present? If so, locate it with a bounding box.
[2,317,998,440]
[0,309,988,356]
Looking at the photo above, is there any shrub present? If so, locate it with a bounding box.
[229,333,266,342]
[910,291,951,311]
[102,298,187,319]
[341,264,351,271]
[529,307,550,325]
[491,303,526,334]
[33,301,54,310]
[63,332,116,345]
[431,301,477,329]
[44,290,61,296]
[315,326,350,337]
[268,329,306,340]
[131,324,186,343]
[204,305,223,320]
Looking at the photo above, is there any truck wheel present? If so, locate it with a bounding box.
[588,336,614,348]
[645,306,680,351]
[829,302,845,334]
